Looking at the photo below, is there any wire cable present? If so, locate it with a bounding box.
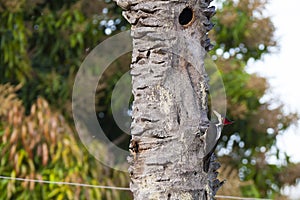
[0,175,272,200]
[0,175,130,191]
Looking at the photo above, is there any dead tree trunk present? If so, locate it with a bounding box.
[115,0,222,199]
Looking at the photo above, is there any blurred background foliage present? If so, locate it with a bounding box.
[0,84,130,199]
[0,0,299,199]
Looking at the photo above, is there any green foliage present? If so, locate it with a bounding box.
[0,84,131,200]
[240,184,260,198]
[0,2,31,83]
[209,0,299,197]
[211,0,276,61]
[0,0,126,114]
[0,2,131,198]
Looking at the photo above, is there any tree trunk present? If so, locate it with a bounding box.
[115,0,222,199]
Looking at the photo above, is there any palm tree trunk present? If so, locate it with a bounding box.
[115,0,222,199]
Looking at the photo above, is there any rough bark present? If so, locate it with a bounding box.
[115,0,222,199]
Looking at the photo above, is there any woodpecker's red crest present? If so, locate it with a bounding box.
[223,117,234,125]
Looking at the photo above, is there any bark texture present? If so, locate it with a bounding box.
[115,0,222,199]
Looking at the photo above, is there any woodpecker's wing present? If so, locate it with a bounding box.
[203,110,224,172]
[204,124,219,156]
[203,122,221,173]
[204,110,223,157]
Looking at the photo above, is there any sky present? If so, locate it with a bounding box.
[244,0,300,198]
[247,0,300,162]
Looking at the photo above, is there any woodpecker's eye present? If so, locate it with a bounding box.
[179,7,194,26]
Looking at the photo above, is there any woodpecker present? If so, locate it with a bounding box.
[203,110,233,172]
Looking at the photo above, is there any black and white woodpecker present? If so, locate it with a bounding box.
[203,110,233,172]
